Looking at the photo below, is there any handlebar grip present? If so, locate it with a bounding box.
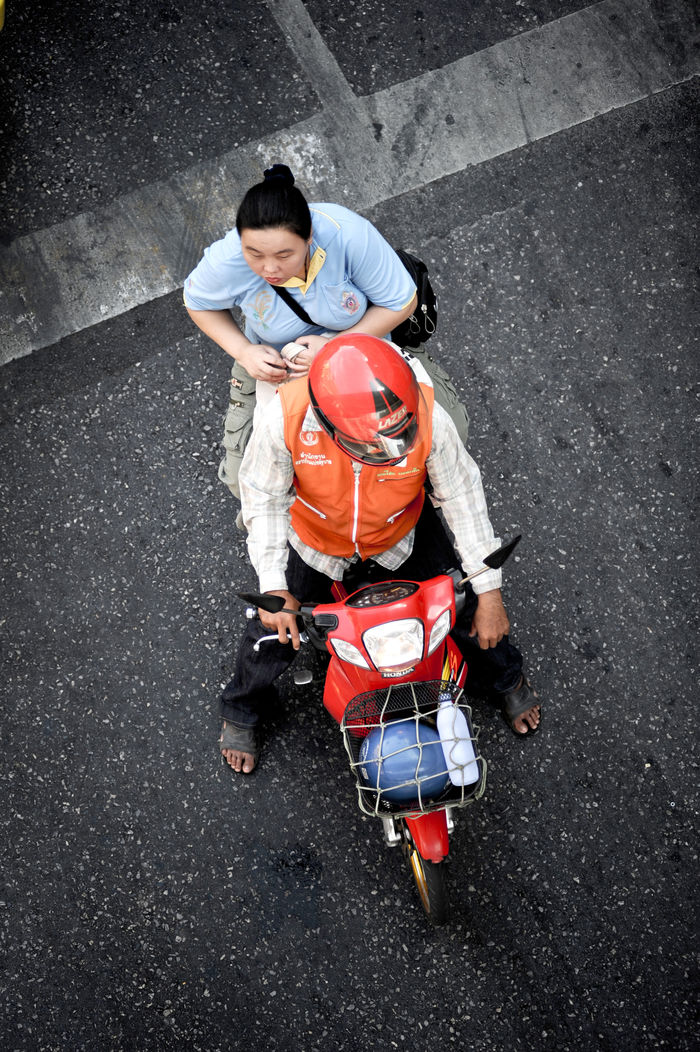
[253,630,310,651]
[449,569,468,615]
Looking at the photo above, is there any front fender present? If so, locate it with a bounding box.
[405,810,449,863]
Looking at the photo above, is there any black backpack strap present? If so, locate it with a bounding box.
[271,284,316,327]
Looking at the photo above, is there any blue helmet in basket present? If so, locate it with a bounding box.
[358,719,450,802]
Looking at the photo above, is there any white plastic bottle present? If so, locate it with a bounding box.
[436,693,480,786]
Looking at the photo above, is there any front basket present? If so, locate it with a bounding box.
[340,680,486,819]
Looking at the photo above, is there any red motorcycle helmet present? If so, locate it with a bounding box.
[308,335,424,466]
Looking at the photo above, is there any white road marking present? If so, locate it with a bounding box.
[0,0,696,364]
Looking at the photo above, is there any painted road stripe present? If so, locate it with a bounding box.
[0,0,696,364]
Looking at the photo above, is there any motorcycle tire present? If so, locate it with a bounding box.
[404,841,450,925]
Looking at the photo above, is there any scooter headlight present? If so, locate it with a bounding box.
[362,618,424,670]
[330,638,370,669]
[427,608,452,655]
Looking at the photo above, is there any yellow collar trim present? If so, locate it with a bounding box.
[281,246,326,294]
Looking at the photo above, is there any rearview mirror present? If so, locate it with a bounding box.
[482,534,521,570]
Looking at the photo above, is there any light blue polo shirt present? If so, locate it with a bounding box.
[183,204,416,350]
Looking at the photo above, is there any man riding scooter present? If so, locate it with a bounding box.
[219,334,541,772]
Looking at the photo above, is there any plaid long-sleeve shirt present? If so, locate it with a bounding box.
[238,395,504,597]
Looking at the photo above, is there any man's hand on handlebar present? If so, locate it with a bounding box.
[258,590,302,649]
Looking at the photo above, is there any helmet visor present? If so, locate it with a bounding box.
[333,414,419,465]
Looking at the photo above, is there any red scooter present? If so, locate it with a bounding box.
[241,536,520,925]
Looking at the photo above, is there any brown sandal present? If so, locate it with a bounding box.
[500,676,541,738]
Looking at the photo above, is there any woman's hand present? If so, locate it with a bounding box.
[184,309,291,382]
[295,333,332,356]
[282,333,331,378]
[238,344,289,383]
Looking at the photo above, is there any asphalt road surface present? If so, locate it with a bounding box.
[1,2,698,1050]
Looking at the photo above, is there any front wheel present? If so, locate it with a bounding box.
[403,836,450,925]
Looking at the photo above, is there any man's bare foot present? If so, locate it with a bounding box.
[219,720,258,773]
[512,702,541,735]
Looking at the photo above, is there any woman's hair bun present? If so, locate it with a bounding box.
[236,163,310,238]
[263,163,295,186]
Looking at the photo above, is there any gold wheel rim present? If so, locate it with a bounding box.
[410,849,431,913]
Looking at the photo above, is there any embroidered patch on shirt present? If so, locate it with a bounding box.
[341,291,361,314]
[245,290,273,328]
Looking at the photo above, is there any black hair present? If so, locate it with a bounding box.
[235,164,312,240]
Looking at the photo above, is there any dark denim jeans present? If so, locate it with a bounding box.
[220,500,523,727]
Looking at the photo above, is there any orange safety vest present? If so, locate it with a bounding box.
[279,378,435,560]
